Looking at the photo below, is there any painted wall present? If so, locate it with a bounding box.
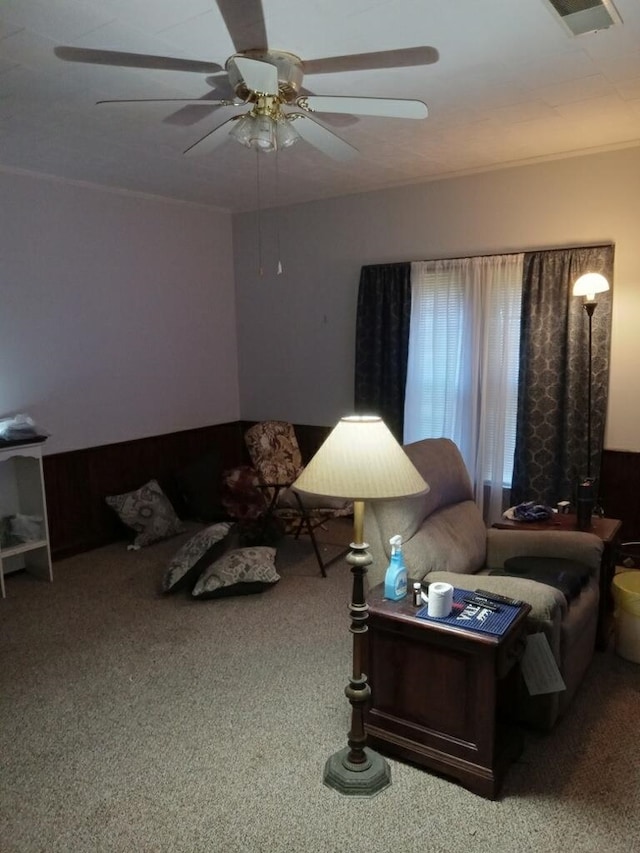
[233,145,640,453]
[0,170,239,455]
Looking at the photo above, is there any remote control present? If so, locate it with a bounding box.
[462,596,500,612]
[475,588,524,607]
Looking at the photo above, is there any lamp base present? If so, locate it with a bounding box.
[323,747,391,797]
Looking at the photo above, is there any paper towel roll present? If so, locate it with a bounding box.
[427,581,454,618]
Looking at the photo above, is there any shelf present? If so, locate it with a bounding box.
[0,539,49,559]
[0,443,52,598]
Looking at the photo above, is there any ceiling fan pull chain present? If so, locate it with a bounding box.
[276,148,283,275]
[256,149,264,277]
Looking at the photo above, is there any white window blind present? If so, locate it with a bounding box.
[404,254,523,524]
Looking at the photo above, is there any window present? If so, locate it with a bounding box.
[404,254,523,523]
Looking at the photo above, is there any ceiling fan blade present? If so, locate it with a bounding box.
[96,98,234,107]
[297,86,359,127]
[163,105,219,126]
[289,114,358,161]
[54,46,223,74]
[183,116,241,157]
[205,76,236,99]
[162,77,239,127]
[303,46,439,76]
[215,0,268,53]
[233,57,279,95]
[298,95,428,120]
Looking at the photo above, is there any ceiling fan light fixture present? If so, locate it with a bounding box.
[228,114,255,148]
[249,114,277,151]
[229,113,276,151]
[229,111,300,152]
[275,117,301,149]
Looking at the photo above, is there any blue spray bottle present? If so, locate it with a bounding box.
[384,534,408,601]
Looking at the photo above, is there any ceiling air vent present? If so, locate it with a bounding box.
[544,0,622,36]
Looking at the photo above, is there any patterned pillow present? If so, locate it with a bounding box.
[105,479,185,548]
[191,546,279,599]
[220,465,266,520]
[162,521,233,593]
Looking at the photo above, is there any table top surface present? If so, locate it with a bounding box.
[367,582,530,646]
[493,513,622,543]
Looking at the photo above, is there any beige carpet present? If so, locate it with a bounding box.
[1,520,639,853]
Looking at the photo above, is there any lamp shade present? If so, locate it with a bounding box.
[229,114,255,148]
[249,114,276,151]
[275,117,301,149]
[292,415,429,501]
[229,113,276,151]
[573,272,609,301]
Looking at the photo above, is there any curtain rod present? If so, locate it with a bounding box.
[362,241,615,269]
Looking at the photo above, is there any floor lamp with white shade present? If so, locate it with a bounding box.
[572,272,610,529]
[293,415,428,796]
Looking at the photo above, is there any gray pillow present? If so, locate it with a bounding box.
[192,546,279,599]
[163,521,233,593]
[106,479,185,548]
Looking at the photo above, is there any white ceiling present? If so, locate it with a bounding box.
[2,0,640,212]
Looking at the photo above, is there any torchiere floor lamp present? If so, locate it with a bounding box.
[572,272,610,528]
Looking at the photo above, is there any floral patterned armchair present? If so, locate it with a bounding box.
[244,421,351,576]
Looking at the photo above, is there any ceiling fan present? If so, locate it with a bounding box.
[54,1,438,161]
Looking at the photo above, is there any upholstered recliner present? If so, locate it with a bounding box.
[364,437,604,731]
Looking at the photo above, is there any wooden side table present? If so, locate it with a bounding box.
[364,583,530,799]
[492,513,622,650]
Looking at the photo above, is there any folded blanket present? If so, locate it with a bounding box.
[510,501,555,522]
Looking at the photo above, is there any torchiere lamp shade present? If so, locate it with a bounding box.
[292,415,429,501]
[573,272,609,301]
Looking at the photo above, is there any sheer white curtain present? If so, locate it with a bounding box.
[404,254,524,524]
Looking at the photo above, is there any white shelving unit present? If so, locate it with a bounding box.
[0,442,53,598]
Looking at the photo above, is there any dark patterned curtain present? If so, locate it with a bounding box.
[511,245,614,506]
[354,263,411,441]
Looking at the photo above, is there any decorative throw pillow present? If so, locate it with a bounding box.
[191,546,279,600]
[220,465,266,520]
[105,479,185,548]
[162,521,233,593]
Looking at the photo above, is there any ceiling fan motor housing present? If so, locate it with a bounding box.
[226,50,304,102]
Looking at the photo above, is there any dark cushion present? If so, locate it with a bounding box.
[490,556,591,603]
[175,452,228,522]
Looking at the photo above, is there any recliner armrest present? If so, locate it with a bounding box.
[427,569,567,622]
[486,529,603,580]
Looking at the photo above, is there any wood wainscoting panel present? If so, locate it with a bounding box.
[600,449,640,541]
[43,422,246,559]
[289,423,334,464]
[45,430,636,561]
[43,420,336,560]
